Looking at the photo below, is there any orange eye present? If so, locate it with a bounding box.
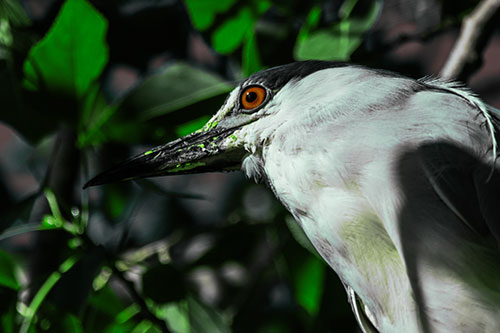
[241,86,267,110]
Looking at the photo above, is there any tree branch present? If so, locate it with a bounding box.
[110,264,172,333]
[440,0,500,80]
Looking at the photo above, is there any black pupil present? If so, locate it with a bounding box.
[245,91,258,103]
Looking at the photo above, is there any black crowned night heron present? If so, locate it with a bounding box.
[86,61,500,332]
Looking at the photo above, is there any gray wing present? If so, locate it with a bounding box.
[420,104,500,246]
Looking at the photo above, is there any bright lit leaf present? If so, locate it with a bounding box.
[294,255,325,316]
[116,304,141,324]
[23,0,108,99]
[156,302,189,333]
[294,0,381,61]
[184,0,236,31]
[212,7,253,54]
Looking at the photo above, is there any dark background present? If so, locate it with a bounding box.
[0,0,499,332]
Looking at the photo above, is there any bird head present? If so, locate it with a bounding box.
[84,61,349,188]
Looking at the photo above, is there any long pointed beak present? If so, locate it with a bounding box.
[83,126,245,188]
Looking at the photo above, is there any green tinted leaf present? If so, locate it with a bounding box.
[296,5,321,43]
[105,185,127,220]
[184,0,236,30]
[175,115,210,137]
[61,313,84,333]
[0,222,59,241]
[23,0,108,98]
[0,192,39,234]
[121,63,232,121]
[294,255,325,316]
[78,85,118,148]
[156,302,189,333]
[0,0,31,26]
[212,7,253,54]
[242,31,264,76]
[87,286,125,317]
[188,296,230,333]
[116,304,141,324]
[1,306,16,333]
[0,18,13,48]
[132,320,158,333]
[0,249,19,290]
[20,255,80,333]
[294,0,380,61]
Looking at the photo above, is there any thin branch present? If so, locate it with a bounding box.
[110,264,172,333]
[440,0,500,80]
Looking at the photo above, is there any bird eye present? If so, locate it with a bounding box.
[241,86,267,111]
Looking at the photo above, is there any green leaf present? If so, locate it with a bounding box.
[293,255,325,317]
[0,0,31,26]
[0,306,16,333]
[156,302,189,333]
[294,0,381,61]
[184,0,236,31]
[0,192,39,234]
[20,255,80,333]
[188,296,230,333]
[87,286,126,317]
[104,184,128,220]
[123,63,232,121]
[0,222,59,241]
[0,249,19,290]
[0,18,13,48]
[77,84,118,148]
[242,30,264,76]
[295,5,321,44]
[105,62,232,144]
[185,0,270,56]
[212,7,253,54]
[61,313,84,333]
[116,304,141,324]
[22,0,108,99]
[175,115,211,137]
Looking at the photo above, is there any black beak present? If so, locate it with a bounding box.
[83,126,246,188]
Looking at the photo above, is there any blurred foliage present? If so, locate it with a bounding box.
[0,0,482,332]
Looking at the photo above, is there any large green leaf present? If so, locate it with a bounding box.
[184,0,270,55]
[212,7,253,54]
[122,63,232,121]
[184,0,236,31]
[100,62,233,144]
[0,249,19,290]
[294,0,381,61]
[23,0,108,99]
